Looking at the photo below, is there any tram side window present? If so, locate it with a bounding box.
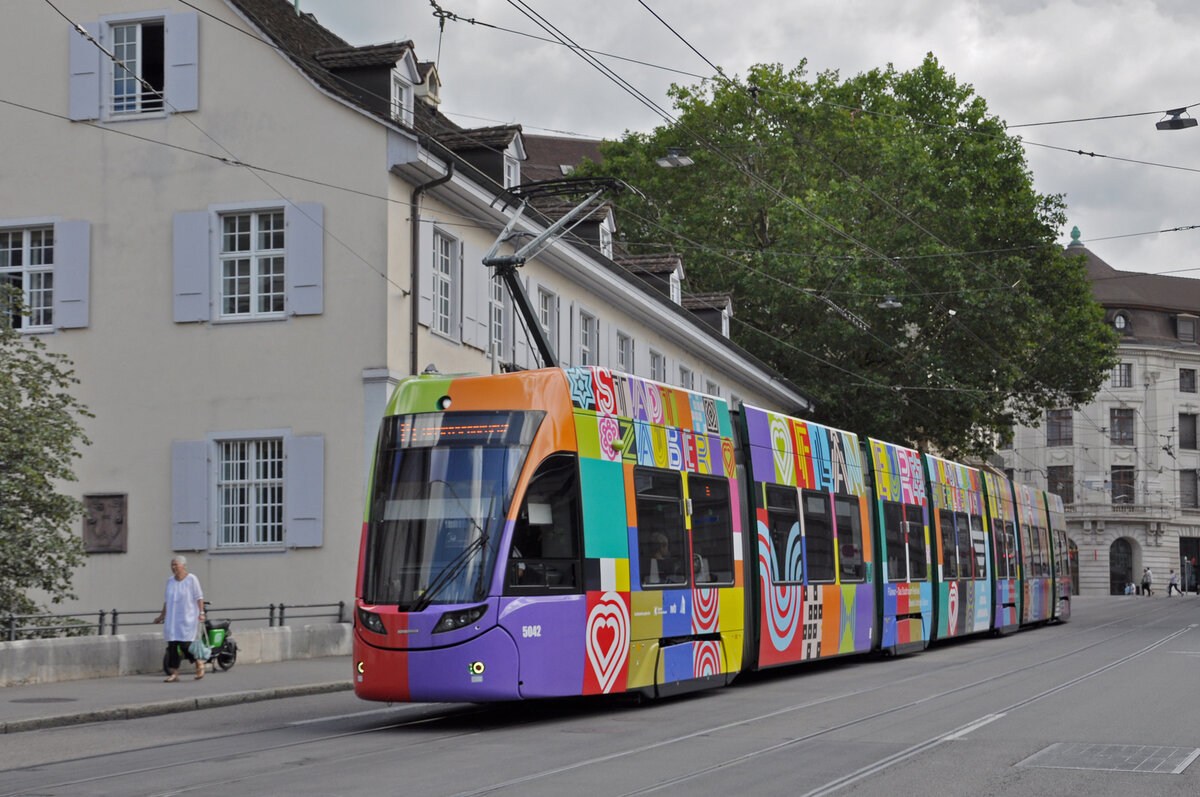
[690,475,734,585]
[882,501,907,582]
[803,490,836,583]
[635,468,688,587]
[939,509,958,580]
[1029,526,1042,577]
[906,505,927,581]
[1020,525,1034,572]
[1057,530,1070,578]
[969,513,987,578]
[834,495,865,582]
[955,512,974,579]
[1037,527,1050,577]
[765,484,803,584]
[991,516,1009,579]
[1004,522,1018,578]
[507,454,581,592]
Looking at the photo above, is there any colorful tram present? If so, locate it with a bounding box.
[354,367,1072,703]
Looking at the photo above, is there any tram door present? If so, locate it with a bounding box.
[628,467,739,696]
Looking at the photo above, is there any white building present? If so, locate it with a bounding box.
[2,0,810,617]
[1002,230,1200,594]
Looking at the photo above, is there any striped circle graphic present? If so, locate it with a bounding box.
[693,586,719,633]
[758,520,801,650]
[694,640,722,677]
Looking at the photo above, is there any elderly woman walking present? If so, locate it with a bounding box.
[153,556,206,682]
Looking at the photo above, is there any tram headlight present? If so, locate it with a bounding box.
[432,604,488,634]
[357,607,386,635]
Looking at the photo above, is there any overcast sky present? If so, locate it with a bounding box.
[297,0,1200,276]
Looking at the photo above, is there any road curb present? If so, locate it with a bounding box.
[1,680,353,735]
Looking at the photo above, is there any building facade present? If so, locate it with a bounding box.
[3,0,810,616]
[1002,231,1200,594]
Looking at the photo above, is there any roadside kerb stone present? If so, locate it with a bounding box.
[1,680,353,734]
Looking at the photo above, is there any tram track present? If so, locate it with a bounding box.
[453,603,1195,796]
[2,601,1187,797]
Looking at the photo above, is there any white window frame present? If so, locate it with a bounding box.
[504,155,520,189]
[538,287,557,342]
[103,14,166,118]
[216,207,287,321]
[489,274,506,358]
[431,229,459,339]
[578,310,598,366]
[679,364,694,390]
[670,272,682,305]
[616,331,634,373]
[706,379,720,397]
[599,220,614,259]
[0,225,55,331]
[1111,362,1133,389]
[650,349,666,382]
[215,435,285,549]
[391,71,414,127]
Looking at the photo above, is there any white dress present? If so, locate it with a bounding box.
[163,573,204,642]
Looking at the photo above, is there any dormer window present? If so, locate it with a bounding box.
[391,71,414,127]
[670,272,681,305]
[1112,311,1129,333]
[1178,313,1198,343]
[504,155,520,189]
[599,222,613,259]
[721,308,730,337]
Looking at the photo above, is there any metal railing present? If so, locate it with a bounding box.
[2,601,345,642]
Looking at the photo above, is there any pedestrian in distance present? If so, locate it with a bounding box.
[1141,566,1153,597]
[153,555,206,682]
[1167,569,1182,596]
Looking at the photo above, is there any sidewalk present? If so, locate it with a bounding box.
[0,655,352,734]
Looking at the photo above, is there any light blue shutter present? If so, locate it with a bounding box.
[171,441,209,551]
[68,22,101,121]
[285,202,323,316]
[513,275,530,367]
[558,298,571,368]
[418,222,433,327]
[286,435,324,547]
[173,211,210,322]
[460,241,487,349]
[53,220,90,329]
[164,12,199,113]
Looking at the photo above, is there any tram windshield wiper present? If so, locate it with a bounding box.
[407,489,495,614]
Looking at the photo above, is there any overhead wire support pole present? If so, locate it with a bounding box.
[482,177,636,369]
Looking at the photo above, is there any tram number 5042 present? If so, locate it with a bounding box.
[522,625,542,638]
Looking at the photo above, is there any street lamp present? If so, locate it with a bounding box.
[656,147,694,168]
[1156,108,1198,131]
[876,295,902,309]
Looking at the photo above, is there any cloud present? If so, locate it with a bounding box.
[298,0,1200,273]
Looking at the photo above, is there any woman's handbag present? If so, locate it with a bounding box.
[189,627,212,661]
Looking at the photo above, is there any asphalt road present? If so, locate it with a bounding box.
[2,595,1197,796]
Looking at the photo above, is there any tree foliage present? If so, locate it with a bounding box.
[0,287,91,614]
[582,55,1116,456]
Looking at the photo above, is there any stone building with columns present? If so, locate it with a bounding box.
[1001,230,1200,594]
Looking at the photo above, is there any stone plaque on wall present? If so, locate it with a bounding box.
[83,494,127,553]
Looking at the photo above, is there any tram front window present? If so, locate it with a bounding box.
[363,410,543,609]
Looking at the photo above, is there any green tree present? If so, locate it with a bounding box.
[0,287,91,615]
[584,55,1116,456]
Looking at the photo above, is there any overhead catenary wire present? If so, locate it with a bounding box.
[24,1,1183,466]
